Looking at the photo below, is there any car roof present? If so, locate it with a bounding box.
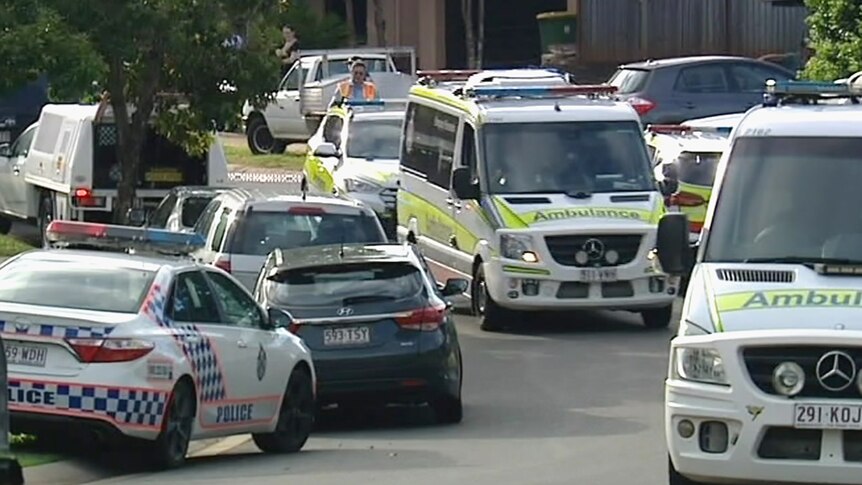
[216,188,370,211]
[9,249,194,272]
[651,132,729,153]
[172,186,231,197]
[620,55,769,70]
[736,104,862,138]
[683,113,745,128]
[274,243,415,271]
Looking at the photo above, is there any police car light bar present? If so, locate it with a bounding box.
[343,99,386,107]
[467,84,617,98]
[417,70,481,82]
[647,124,731,135]
[45,220,205,255]
[766,79,862,96]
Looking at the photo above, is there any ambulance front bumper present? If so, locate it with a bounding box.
[667,331,862,484]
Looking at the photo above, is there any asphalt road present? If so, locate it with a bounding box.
[85,303,680,485]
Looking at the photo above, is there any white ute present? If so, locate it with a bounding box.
[657,80,862,484]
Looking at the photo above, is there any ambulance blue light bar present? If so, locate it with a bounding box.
[467,84,617,98]
[45,220,205,255]
[766,79,862,96]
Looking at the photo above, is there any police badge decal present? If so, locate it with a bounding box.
[257,344,267,381]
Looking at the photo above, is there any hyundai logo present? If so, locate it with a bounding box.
[816,350,857,392]
[336,307,354,317]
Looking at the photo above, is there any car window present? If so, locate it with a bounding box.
[0,260,155,313]
[325,59,388,78]
[149,193,178,228]
[170,271,221,323]
[181,196,215,228]
[608,68,650,94]
[10,126,36,157]
[193,200,222,237]
[230,210,386,256]
[345,118,402,160]
[729,63,792,93]
[280,64,302,91]
[210,207,233,251]
[323,116,344,147]
[674,65,729,93]
[205,271,265,328]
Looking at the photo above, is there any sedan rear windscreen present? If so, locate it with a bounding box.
[608,68,650,94]
[268,262,424,307]
[0,261,156,313]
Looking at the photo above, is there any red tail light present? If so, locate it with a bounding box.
[395,304,446,331]
[689,220,704,233]
[73,187,92,199]
[67,338,154,363]
[627,96,656,116]
[214,256,232,273]
[669,192,706,207]
[288,206,326,215]
[287,322,302,334]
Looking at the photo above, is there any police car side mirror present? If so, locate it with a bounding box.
[314,142,340,158]
[0,143,10,158]
[452,167,479,200]
[267,307,295,329]
[656,213,690,275]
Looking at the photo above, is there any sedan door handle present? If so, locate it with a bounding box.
[12,166,20,176]
[237,340,248,348]
[446,198,454,206]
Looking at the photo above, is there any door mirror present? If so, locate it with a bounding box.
[127,208,148,227]
[313,142,340,158]
[658,179,678,197]
[655,213,691,275]
[268,307,295,329]
[0,143,10,158]
[452,167,479,200]
[440,278,469,297]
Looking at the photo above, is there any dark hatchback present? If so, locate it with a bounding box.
[254,243,468,423]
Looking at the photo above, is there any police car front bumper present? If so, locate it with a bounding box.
[667,331,862,484]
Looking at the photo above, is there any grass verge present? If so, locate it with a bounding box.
[220,134,305,171]
[0,234,33,258]
[10,435,62,468]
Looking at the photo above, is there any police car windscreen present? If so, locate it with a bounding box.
[676,152,721,187]
[266,262,425,309]
[346,119,402,160]
[231,211,386,256]
[483,121,654,194]
[705,137,862,263]
[0,260,156,313]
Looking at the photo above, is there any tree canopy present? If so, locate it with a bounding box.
[803,0,862,80]
[0,0,287,220]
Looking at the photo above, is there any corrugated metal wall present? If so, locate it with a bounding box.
[578,0,808,64]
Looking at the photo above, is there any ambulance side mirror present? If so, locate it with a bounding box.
[0,143,10,158]
[656,213,690,275]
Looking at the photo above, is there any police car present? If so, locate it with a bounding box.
[654,80,862,484]
[0,221,316,469]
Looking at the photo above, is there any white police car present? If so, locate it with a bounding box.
[0,221,316,469]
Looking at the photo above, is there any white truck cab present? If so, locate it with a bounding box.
[398,69,677,332]
[657,80,862,485]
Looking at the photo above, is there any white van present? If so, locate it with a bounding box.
[397,69,677,331]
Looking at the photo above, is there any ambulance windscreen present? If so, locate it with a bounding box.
[482,121,654,195]
[705,137,862,264]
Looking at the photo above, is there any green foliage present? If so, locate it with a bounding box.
[803,0,862,80]
[280,1,351,49]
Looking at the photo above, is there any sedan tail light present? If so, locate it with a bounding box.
[669,192,706,207]
[67,338,155,363]
[395,304,446,331]
[214,256,232,273]
[627,96,657,116]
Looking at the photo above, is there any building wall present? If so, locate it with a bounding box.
[366,0,446,69]
[575,0,808,64]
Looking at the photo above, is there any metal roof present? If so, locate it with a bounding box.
[273,243,414,272]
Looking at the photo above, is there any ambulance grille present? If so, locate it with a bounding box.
[715,269,794,283]
[743,346,862,399]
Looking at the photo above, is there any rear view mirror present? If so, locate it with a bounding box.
[658,180,678,197]
[452,167,479,200]
[127,208,147,227]
[0,143,10,158]
[313,142,340,158]
[656,213,690,275]
[440,278,469,297]
[268,307,295,329]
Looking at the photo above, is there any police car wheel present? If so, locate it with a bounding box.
[0,216,11,235]
[473,266,506,332]
[253,368,315,454]
[150,381,195,469]
[668,456,704,484]
[641,304,673,329]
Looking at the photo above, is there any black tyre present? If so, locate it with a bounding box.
[272,141,288,154]
[0,216,11,235]
[247,116,275,155]
[38,194,53,247]
[432,394,463,424]
[253,367,315,454]
[668,456,704,485]
[472,265,508,332]
[149,381,195,470]
[642,304,673,329]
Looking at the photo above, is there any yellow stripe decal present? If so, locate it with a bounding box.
[716,289,862,313]
[703,270,724,332]
[502,265,551,276]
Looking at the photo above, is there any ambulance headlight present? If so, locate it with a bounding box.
[345,177,382,193]
[500,234,539,263]
[675,347,728,385]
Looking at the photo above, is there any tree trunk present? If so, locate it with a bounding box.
[461,0,476,69]
[372,0,387,46]
[345,0,357,46]
[477,0,485,68]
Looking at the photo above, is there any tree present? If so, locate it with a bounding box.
[803,0,862,80]
[461,0,486,69]
[345,0,357,45]
[372,0,387,46]
[0,0,285,222]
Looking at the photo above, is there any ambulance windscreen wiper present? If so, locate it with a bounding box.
[743,256,862,268]
[564,190,592,199]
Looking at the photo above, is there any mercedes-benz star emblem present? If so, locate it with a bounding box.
[816,350,857,392]
[583,239,605,260]
[336,307,354,317]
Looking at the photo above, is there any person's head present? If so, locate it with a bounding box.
[282,25,295,41]
[350,59,368,83]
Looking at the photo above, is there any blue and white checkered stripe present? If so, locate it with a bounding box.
[142,282,227,402]
[0,321,115,339]
[9,380,168,428]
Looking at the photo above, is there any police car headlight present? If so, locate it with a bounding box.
[675,347,728,386]
[345,178,382,193]
[500,234,539,263]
